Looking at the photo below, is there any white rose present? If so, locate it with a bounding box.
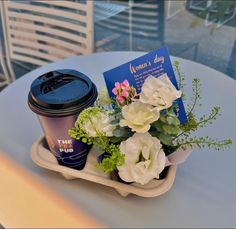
[140,74,182,111]
[117,132,166,185]
[120,101,160,133]
[82,111,115,137]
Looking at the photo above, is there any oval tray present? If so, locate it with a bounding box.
[30,137,177,198]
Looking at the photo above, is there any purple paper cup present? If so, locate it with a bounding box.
[28,69,97,170]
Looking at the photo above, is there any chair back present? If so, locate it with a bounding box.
[1,0,94,67]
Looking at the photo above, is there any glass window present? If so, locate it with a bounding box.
[1,0,235,80]
[94,0,236,79]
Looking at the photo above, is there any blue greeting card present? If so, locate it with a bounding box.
[103,47,188,124]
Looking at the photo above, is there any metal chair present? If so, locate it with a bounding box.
[0,0,94,81]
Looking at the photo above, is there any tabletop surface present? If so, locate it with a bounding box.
[0,51,236,228]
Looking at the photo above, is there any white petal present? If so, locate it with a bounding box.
[139,74,182,111]
[142,146,150,160]
[117,132,167,185]
[131,124,151,133]
[156,149,166,176]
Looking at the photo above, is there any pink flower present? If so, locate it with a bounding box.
[121,90,129,98]
[116,95,125,104]
[112,88,118,95]
[120,80,129,90]
[112,79,136,107]
[115,82,121,89]
[123,80,129,87]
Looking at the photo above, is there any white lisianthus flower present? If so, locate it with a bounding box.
[78,108,115,137]
[120,101,160,133]
[117,132,166,185]
[139,74,182,111]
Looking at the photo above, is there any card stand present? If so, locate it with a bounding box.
[30,137,177,198]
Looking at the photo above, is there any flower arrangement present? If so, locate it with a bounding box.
[69,61,232,185]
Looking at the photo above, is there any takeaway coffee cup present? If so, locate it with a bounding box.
[28,69,98,170]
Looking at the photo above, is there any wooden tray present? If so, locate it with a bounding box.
[30,137,177,198]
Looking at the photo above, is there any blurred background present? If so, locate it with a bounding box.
[0,0,235,89]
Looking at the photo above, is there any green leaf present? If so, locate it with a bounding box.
[166,116,180,126]
[109,136,124,143]
[116,154,125,166]
[160,115,167,123]
[113,128,125,137]
[157,133,173,146]
[181,112,198,132]
[112,127,132,138]
[152,120,164,131]
[149,131,159,138]
[82,138,87,143]
[98,143,125,173]
[162,124,181,136]
[99,158,116,173]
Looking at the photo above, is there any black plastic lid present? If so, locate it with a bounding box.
[28,69,98,117]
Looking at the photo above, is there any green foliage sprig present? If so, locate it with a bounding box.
[176,136,232,151]
[173,60,185,91]
[69,126,93,145]
[68,107,125,173]
[69,61,233,176]
[149,62,232,153]
[98,144,125,173]
[151,108,180,146]
[172,61,232,151]
[177,106,221,139]
[187,78,202,114]
[69,124,125,173]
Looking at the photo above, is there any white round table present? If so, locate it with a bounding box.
[1,52,236,228]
